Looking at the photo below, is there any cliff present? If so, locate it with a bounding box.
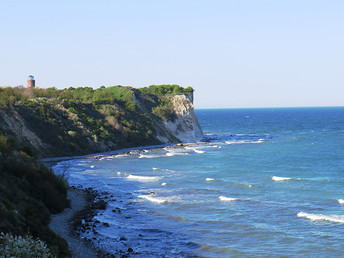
[0,85,203,158]
[0,84,203,256]
[132,90,203,144]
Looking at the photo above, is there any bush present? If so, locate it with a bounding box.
[0,232,53,258]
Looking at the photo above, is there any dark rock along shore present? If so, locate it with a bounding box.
[69,186,140,257]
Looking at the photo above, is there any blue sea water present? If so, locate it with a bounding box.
[53,107,344,257]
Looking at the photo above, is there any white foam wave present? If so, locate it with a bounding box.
[272,176,292,181]
[114,154,129,158]
[338,199,344,204]
[297,212,344,223]
[185,146,206,154]
[165,151,189,157]
[164,169,177,173]
[139,154,162,159]
[206,178,215,181]
[219,196,238,202]
[127,175,161,182]
[225,140,263,145]
[152,167,177,173]
[138,195,168,204]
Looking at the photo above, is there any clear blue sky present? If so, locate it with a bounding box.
[1,0,343,108]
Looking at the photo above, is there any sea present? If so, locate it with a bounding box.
[52,107,344,257]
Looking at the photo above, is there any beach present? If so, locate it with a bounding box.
[49,188,99,257]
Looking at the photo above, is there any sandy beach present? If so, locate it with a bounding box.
[49,188,98,258]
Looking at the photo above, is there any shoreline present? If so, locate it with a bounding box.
[48,141,211,257]
[50,186,138,257]
[49,187,99,257]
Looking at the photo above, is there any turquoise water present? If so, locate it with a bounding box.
[53,107,344,257]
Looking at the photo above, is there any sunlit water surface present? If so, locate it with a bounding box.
[53,107,344,257]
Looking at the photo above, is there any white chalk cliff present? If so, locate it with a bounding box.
[133,91,203,143]
[162,93,203,143]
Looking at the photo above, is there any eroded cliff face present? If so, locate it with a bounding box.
[132,91,203,144]
[160,93,203,143]
[0,90,203,158]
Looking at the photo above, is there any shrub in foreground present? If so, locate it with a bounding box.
[0,232,53,258]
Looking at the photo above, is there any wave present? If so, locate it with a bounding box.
[224,140,264,145]
[184,146,206,154]
[297,212,344,223]
[138,195,168,204]
[206,178,215,181]
[152,167,178,173]
[338,199,344,204]
[165,150,189,157]
[127,175,161,182]
[219,196,238,202]
[139,154,163,159]
[114,154,129,158]
[272,176,292,181]
[203,133,271,145]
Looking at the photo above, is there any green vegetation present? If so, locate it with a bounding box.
[151,98,176,122]
[139,84,193,96]
[0,84,193,157]
[0,232,53,257]
[0,133,69,257]
[0,83,194,257]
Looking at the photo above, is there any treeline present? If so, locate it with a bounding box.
[0,84,193,107]
[140,84,193,95]
[0,86,124,106]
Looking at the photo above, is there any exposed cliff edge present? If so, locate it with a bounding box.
[0,85,203,158]
[159,93,203,143]
[132,90,203,144]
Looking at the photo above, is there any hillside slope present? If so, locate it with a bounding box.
[0,85,203,158]
[0,84,203,256]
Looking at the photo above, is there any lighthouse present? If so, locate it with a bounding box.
[27,75,35,88]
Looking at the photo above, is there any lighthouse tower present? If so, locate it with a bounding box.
[27,75,35,88]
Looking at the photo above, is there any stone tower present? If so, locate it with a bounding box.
[27,75,35,88]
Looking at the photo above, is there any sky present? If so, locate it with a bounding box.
[0,0,343,108]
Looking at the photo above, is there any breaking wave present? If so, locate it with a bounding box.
[272,176,292,181]
[127,175,161,182]
[138,195,168,204]
[219,196,238,202]
[297,212,344,223]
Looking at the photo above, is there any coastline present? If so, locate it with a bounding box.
[50,185,140,257]
[49,187,99,257]
[48,142,209,257]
